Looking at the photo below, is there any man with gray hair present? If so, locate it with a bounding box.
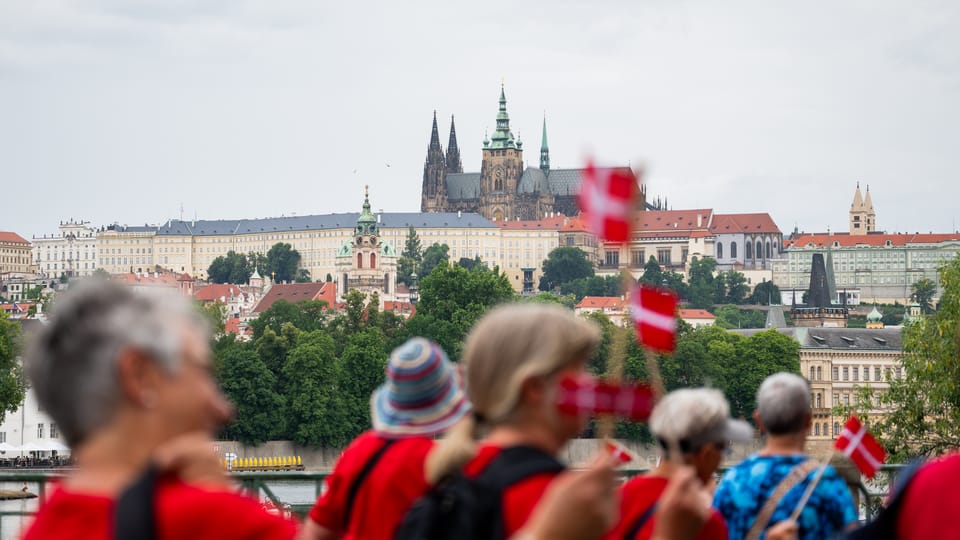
[713,372,857,540]
[20,279,297,540]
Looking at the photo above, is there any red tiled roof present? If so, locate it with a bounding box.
[576,296,625,309]
[224,318,251,336]
[678,309,715,319]
[0,232,29,244]
[112,273,179,287]
[636,210,713,232]
[785,232,960,249]
[710,213,782,235]
[1,302,34,313]
[495,215,590,232]
[194,284,243,302]
[177,273,194,282]
[383,301,416,317]
[252,282,336,313]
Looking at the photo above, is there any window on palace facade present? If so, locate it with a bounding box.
[604,251,619,267]
[809,367,815,380]
[731,242,738,259]
[37,423,44,439]
[842,367,849,381]
[896,367,902,379]
[631,250,645,267]
[833,367,839,381]
[844,394,850,406]
[853,367,859,381]
[50,423,58,439]
[816,393,822,408]
[756,241,762,259]
[657,249,671,265]
[817,366,822,380]
[814,423,820,436]
[717,243,724,259]
[833,393,839,406]
[0,432,5,443]
[746,242,753,259]
[834,422,840,436]
[875,367,882,381]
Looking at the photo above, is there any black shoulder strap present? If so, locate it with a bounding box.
[479,446,566,490]
[343,438,398,529]
[624,502,658,540]
[114,464,159,540]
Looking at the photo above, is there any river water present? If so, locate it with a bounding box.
[0,480,318,539]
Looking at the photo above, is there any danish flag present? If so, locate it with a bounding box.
[630,284,678,352]
[835,416,886,478]
[578,161,637,242]
[556,375,654,422]
[605,439,636,464]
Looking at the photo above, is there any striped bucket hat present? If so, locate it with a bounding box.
[371,337,471,437]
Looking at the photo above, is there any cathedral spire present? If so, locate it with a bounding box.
[489,83,516,149]
[428,110,441,151]
[446,115,462,173]
[539,114,550,173]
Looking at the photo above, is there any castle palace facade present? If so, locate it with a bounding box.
[421,85,652,222]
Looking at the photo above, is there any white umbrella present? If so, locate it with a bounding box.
[0,442,18,453]
[41,440,71,453]
[18,442,44,453]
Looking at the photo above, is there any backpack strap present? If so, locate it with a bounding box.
[745,459,819,540]
[114,463,159,540]
[479,446,566,490]
[342,438,398,530]
[623,502,658,540]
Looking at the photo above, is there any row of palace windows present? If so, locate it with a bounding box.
[812,422,841,437]
[717,240,778,260]
[810,365,902,382]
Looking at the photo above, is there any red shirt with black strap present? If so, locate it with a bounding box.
[462,444,564,537]
[308,430,434,540]
[605,475,727,540]
[20,479,296,540]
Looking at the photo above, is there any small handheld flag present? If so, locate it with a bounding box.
[556,375,655,422]
[604,439,635,464]
[578,161,637,242]
[630,284,678,353]
[835,416,886,478]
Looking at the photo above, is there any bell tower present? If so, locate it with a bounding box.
[479,83,523,221]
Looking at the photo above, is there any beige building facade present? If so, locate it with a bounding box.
[0,232,33,278]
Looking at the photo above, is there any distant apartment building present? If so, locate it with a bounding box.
[772,185,960,304]
[32,219,99,279]
[0,231,33,278]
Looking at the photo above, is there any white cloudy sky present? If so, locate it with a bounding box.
[2,0,959,239]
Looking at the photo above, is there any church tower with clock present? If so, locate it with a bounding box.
[478,84,525,222]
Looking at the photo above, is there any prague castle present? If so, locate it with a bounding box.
[421,85,653,222]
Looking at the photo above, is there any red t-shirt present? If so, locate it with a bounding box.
[898,452,960,539]
[605,475,727,540]
[308,430,434,540]
[20,478,296,540]
[463,445,563,537]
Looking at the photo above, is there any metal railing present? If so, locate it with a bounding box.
[0,464,909,529]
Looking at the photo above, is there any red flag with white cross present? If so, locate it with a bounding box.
[835,416,886,478]
[630,284,679,353]
[578,161,637,242]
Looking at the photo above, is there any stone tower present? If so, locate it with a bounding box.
[849,183,876,235]
[539,115,550,173]
[421,112,447,212]
[336,187,398,305]
[478,84,524,222]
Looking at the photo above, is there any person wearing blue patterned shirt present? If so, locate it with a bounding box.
[713,373,858,540]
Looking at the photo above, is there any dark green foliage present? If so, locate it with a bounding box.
[539,247,595,291]
[0,313,26,424]
[265,243,302,283]
[559,275,622,301]
[748,281,781,305]
[218,348,286,445]
[713,305,767,329]
[207,250,251,284]
[420,243,450,278]
[398,227,423,286]
[249,299,327,341]
[910,278,936,314]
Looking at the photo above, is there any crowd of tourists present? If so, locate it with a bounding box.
[15,278,960,539]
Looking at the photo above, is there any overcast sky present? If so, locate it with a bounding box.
[2,1,959,239]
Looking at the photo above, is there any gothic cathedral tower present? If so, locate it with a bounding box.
[478,84,524,221]
[849,183,876,235]
[421,112,447,212]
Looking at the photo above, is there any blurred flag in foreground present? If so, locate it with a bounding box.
[556,375,654,422]
[605,439,635,464]
[630,284,678,353]
[835,416,886,478]
[578,161,637,242]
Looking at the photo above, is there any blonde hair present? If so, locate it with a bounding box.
[426,303,600,483]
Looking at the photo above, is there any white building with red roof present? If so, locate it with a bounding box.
[678,308,716,328]
[772,186,960,304]
[574,296,627,325]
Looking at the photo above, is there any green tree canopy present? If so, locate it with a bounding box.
[539,247,595,291]
[218,348,286,445]
[207,251,251,284]
[717,270,749,305]
[748,281,782,305]
[397,227,423,286]
[911,278,937,314]
[248,299,327,341]
[282,330,348,446]
[559,275,623,301]
[0,313,26,424]
[685,257,718,309]
[420,243,450,278]
[265,243,302,283]
[411,261,515,360]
